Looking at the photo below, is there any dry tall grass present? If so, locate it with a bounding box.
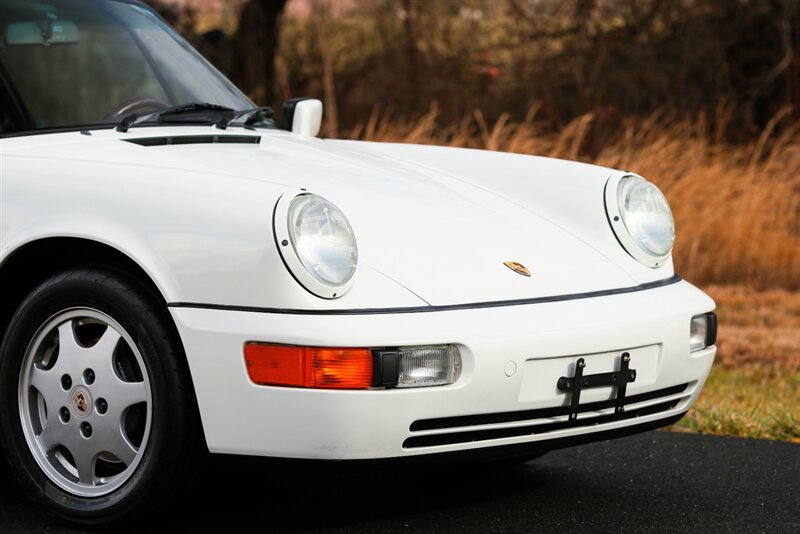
[705,285,799,376]
[346,106,800,290]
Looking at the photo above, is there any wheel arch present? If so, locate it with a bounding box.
[0,239,199,395]
[0,236,205,444]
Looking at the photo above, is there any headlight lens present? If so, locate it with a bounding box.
[617,175,675,258]
[288,194,357,287]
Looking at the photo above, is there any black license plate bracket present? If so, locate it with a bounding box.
[557,352,637,421]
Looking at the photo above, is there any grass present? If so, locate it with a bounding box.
[673,367,799,442]
[346,109,800,442]
[670,285,800,442]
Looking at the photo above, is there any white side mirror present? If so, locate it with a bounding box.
[279,98,322,137]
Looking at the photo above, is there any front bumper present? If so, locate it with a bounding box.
[170,280,715,459]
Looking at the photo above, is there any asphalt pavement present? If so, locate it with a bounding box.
[0,431,797,533]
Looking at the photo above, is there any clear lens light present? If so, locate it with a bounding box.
[618,176,675,257]
[397,346,462,388]
[288,195,357,286]
[690,315,708,352]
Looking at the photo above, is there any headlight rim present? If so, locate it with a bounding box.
[273,192,358,299]
[604,173,674,268]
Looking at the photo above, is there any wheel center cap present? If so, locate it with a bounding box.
[70,386,92,419]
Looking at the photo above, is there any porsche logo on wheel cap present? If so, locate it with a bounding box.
[70,387,92,417]
[74,392,88,413]
[504,261,531,277]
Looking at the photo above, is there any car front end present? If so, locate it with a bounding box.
[150,137,717,461]
[0,0,716,523]
[2,123,717,462]
[172,277,715,460]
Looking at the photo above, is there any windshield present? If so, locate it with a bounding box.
[0,0,256,133]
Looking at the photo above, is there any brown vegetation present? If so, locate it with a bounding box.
[153,0,799,140]
[277,0,798,139]
[706,285,799,375]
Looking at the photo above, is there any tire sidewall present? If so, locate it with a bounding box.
[0,270,185,523]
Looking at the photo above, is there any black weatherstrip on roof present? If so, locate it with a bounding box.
[167,275,683,316]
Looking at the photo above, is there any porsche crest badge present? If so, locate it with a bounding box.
[73,391,89,413]
[504,261,531,277]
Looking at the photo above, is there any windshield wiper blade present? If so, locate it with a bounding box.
[116,103,235,132]
[215,107,275,130]
[155,103,235,124]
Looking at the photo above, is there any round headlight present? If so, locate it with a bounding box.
[288,194,357,285]
[274,193,357,298]
[606,174,675,267]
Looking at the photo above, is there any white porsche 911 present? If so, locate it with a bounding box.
[0,0,716,524]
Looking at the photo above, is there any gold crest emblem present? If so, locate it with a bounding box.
[73,391,89,413]
[504,261,531,277]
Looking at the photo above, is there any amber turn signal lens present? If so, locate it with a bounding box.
[244,343,373,389]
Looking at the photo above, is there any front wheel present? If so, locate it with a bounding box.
[0,269,200,524]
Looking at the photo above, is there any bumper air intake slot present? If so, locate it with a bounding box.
[404,399,681,448]
[404,382,688,449]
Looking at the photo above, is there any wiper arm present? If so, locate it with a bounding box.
[243,107,274,126]
[116,113,140,133]
[215,107,275,130]
[116,102,236,132]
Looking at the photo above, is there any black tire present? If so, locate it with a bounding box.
[0,268,201,525]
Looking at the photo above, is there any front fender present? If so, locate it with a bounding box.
[0,141,425,310]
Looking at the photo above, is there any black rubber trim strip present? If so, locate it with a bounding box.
[167,274,682,316]
[706,311,718,346]
[0,123,118,138]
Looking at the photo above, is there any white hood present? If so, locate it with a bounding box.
[4,127,673,308]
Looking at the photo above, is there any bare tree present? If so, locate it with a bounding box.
[314,5,339,136]
[232,0,288,106]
